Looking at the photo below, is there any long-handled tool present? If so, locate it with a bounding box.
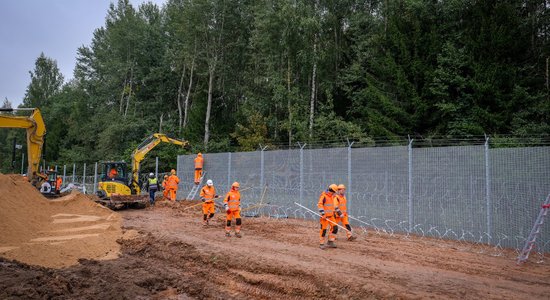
[294,202,351,233]
[181,202,203,210]
[242,184,269,212]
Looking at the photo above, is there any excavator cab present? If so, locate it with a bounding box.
[101,162,128,183]
[97,161,133,199]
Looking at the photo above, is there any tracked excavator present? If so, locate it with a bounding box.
[95,133,188,209]
[0,108,57,194]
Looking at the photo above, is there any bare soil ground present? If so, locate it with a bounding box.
[1,199,549,299]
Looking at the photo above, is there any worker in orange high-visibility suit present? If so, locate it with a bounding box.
[223,182,242,237]
[200,179,219,226]
[55,176,63,193]
[162,174,169,200]
[335,184,356,241]
[318,184,342,249]
[194,153,204,185]
[166,169,180,201]
[108,168,118,180]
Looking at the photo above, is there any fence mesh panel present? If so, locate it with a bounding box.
[175,143,550,254]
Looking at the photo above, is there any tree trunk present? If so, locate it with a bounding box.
[124,64,134,118]
[119,77,127,114]
[183,55,195,128]
[308,35,318,140]
[287,57,292,147]
[159,113,163,133]
[177,63,186,132]
[204,66,215,149]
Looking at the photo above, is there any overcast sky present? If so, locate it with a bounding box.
[0,0,165,108]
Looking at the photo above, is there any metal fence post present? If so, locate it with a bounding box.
[93,162,98,194]
[21,153,24,174]
[63,165,66,185]
[227,152,232,188]
[259,144,267,190]
[72,163,76,183]
[485,135,492,243]
[298,142,306,205]
[55,165,58,172]
[408,137,414,232]
[347,139,354,212]
[82,163,87,194]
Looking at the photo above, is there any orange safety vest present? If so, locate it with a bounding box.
[317,191,338,216]
[335,194,347,214]
[200,185,216,203]
[194,155,203,169]
[167,175,179,189]
[223,189,241,210]
[56,177,62,190]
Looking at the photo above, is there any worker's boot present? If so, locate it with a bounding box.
[327,241,337,248]
[235,232,242,238]
[225,232,231,237]
[347,235,357,241]
[319,244,326,250]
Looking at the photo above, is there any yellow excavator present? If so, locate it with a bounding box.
[96,133,188,209]
[0,108,51,187]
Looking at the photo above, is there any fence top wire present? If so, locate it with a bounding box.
[247,135,550,152]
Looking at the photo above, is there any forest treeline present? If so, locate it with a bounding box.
[1,0,549,172]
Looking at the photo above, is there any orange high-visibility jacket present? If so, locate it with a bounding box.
[335,194,347,215]
[162,180,168,190]
[56,177,62,190]
[194,154,204,170]
[317,191,339,216]
[223,189,241,211]
[200,185,216,203]
[167,174,180,189]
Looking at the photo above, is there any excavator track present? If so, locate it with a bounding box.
[97,195,149,210]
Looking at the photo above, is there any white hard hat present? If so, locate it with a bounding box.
[149,172,154,177]
[22,174,27,176]
[206,179,213,186]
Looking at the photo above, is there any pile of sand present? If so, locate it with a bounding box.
[0,174,122,268]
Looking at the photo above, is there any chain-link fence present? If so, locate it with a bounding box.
[40,160,169,196]
[177,139,550,254]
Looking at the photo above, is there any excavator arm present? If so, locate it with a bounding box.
[130,133,188,194]
[0,108,46,180]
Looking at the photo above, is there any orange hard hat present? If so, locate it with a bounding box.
[338,184,346,190]
[232,182,240,188]
[329,184,338,192]
[198,152,202,156]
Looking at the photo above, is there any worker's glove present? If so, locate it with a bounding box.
[336,210,343,217]
[215,195,219,198]
[200,197,205,202]
[319,209,325,216]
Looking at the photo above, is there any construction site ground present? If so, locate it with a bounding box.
[1,175,550,299]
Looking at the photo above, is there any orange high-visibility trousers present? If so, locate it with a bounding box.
[168,189,177,201]
[194,169,203,184]
[225,209,241,233]
[319,215,337,244]
[202,202,215,215]
[335,215,353,239]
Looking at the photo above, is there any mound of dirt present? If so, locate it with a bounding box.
[0,174,122,268]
